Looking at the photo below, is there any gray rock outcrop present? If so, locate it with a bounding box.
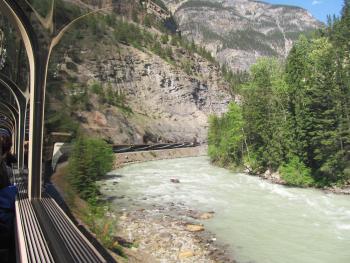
[162,0,322,70]
[56,42,232,144]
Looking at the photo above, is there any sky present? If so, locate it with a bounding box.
[264,0,344,23]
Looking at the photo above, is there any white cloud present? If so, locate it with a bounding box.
[312,0,323,5]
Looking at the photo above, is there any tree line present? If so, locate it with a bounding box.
[209,0,350,187]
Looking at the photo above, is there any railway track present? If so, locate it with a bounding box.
[112,142,198,153]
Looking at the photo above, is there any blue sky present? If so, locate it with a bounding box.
[264,0,344,22]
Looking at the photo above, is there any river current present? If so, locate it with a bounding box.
[100,156,350,263]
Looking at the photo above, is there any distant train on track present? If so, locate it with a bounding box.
[112,142,199,153]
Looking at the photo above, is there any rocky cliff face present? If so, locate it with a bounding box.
[46,0,233,145]
[162,0,322,71]
[50,35,232,144]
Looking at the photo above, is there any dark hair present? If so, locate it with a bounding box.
[0,135,12,154]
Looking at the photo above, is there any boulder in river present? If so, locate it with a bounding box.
[170,178,180,183]
[199,212,215,220]
[187,210,215,220]
[186,224,204,232]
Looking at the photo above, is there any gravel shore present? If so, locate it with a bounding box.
[115,203,235,263]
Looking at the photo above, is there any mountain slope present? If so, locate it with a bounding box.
[162,0,322,70]
[46,2,232,144]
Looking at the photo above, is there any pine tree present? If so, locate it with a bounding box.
[68,137,114,200]
[241,58,289,171]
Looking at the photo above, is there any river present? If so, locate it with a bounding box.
[100,156,350,263]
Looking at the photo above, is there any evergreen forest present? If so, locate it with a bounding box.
[208,0,350,187]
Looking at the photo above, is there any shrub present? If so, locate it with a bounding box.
[66,61,78,71]
[90,82,103,95]
[279,157,314,187]
[68,137,114,200]
[181,59,193,75]
[161,34,169,44]
[243,152,262,174]
[84,197,115,246]
[143,14,152,28]
[208,103,245,166]
[45,110,80,136]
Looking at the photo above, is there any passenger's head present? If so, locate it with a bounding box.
[2,136,12,154]
[0,130,12,155]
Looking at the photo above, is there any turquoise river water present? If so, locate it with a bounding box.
[100,156,350,263]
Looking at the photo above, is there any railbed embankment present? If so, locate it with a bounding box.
[113,145,208,168]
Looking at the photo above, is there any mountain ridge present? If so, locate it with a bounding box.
[161,0,323,70]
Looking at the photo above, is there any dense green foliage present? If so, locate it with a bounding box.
[209,0,350,187]
[45,110,80,136]
[241,58,290,172]
[68,137,114,200]
[55,8,215,70]
[108,17,214,62]
[208,103,245,166]
[59,165,127,257]
[221,66,250,94]
[224,29,279,56]
[279,157,314,187]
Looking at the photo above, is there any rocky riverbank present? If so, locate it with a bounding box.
[323,186,350,195]
[105,156,350,263]
[114,202,235,263]
[244,167,350,195]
